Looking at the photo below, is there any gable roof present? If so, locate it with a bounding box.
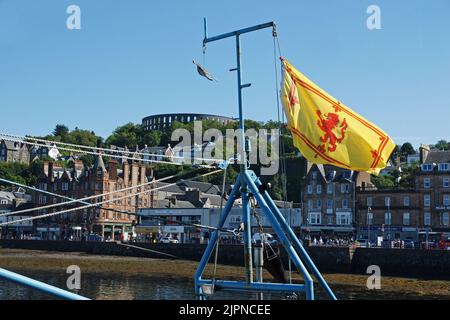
[423,150,450,165]
[307,162,357,183]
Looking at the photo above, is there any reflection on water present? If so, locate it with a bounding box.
[0,270,446,300]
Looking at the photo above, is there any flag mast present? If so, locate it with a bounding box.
[194,19,337,301]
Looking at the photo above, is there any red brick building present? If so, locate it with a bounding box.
[34,156,156,240]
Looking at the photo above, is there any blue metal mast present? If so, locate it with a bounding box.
[194,20,337,300]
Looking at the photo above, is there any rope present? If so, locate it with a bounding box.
[0,169,222,227]
[272,28,293,284]
[0,133,222,167]
[0,173,177,217]
[0,176,237,234]
[211,166,227,293]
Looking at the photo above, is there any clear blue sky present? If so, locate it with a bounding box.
[1,0,449,148]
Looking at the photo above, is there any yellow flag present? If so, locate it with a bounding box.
[281,59,395,175]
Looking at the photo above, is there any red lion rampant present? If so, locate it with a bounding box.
[316,110,348,153]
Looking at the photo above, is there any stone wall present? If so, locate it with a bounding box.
[2,240,450,279]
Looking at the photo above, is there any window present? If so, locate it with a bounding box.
[308,212,321,225]
[444,195,450,206]
[327,199,333,209]
[307,185,313,194]
[424,178,431,189]
[367,197,373,207]
[424,194,431,207]
[342,199,349,209]
[421,164,433,171]
[367,212,374,224]
[438,163,450,171]
[444,178,450,188]
[0,200,7,205]
[308,200,313,210]
[341,184,349,194]
[62,182,69,191]
[38,195,47,205]
[312,172,317,180]
[384,212,392,224]
[403,213,410,226]
[336,212,351,225]
[442,212,449,226]
[327,184,333,194]
[424,212,431,226]
[385,197,391,207]
[317,200,322,209]
[316,185,322,194]
[403,196,410,207]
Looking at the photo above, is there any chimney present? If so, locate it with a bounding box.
[185,189,201,205]
[131,162,139,187]
[48,162,54,181]
[140,165,146,185]
[123,161,130,186]
[419,144,430,164]
[108,160,118,180]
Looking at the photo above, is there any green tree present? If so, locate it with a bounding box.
[435,140,450,151]
[371,174,395,189]
[52,124,69,139]
[105,123,142,149]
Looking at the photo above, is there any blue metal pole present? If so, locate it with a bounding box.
[259,189,337,300]
[197,279,306,293]
[243,173,315,300]
[241,190,253,283]
[0,268,90,300]
[194,179,241,297]
[245,172,336,300]
[203,22,275,44]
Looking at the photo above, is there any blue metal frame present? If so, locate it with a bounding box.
[194,20,337,300]
[0,268,90,300]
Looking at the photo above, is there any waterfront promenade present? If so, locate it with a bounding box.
[1,248,450,300]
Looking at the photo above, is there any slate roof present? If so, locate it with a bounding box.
[308,163,357,183]
[423,150,450,164]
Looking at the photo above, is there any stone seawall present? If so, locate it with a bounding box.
[2,240,449,278]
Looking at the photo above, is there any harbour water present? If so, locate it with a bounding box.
[0,270,447,300]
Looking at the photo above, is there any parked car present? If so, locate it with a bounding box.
[160,237,179,244]
[404,240,415,249]
[87,234,102,242]
[252,233,277,245]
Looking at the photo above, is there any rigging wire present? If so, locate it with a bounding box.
[0,173,177,217]
[0,133,224,166]
[211,165,228,293]
[0,176,238,234]
[0,169,222,227]
[272,26,293,285]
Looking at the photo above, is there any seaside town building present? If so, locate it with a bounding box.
[33,156,156,240]
[301,161,373,238]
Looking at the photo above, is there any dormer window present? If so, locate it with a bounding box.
[421,164,433,171]
[312,172,317,180]
[438,163,450,172]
